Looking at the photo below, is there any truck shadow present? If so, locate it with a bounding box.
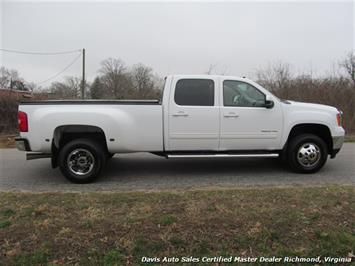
[2,149,348,190]
[103,154,288,181]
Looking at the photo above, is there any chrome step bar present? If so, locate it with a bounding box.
[167,153,279,158]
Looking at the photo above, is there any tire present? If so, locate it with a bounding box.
[287,134,328,173]
[58,138,106,183]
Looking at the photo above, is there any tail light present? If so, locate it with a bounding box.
[336,112,342,127]
[18,111,28,132]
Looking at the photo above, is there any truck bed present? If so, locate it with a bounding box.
[19,101,163,153]
[20,99,161,105]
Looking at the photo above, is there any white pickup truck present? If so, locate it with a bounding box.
[15,75,345,183]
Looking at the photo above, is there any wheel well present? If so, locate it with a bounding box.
[51,125,108,168]
[286,124,333,153]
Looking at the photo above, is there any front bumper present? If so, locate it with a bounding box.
[15,137,31,151]
[333,135,344,150]
[330,135,344,158]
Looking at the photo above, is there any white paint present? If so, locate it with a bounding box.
[19,75,345,154]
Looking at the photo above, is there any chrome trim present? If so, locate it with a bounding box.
[67,148,95,176]
[15,138,31,151]
[15,140,26,151]
[297,143,321,168]
[168,153,279,158]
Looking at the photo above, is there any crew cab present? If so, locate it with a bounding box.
[15,75,345,183]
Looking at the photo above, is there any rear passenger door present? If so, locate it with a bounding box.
[167,77,219,151]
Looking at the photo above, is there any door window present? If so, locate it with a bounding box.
[174,79,214,106]
[223,80,265,107]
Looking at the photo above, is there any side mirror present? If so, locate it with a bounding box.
[264,95,274,109]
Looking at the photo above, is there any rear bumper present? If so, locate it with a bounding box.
[15,137,31,151]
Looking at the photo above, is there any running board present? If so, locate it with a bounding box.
[167,153,279,158]
[26,153,51,160]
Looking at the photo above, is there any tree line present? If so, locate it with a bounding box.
[255,61,355,133]
[0,53,354,133]
[49,58,164,100]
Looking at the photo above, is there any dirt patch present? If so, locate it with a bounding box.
[0,134,16,148]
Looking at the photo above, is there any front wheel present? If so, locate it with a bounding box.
[287,134,328,173]
[58,139,106,183]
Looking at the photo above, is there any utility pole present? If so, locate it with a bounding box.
[81,48,85,99]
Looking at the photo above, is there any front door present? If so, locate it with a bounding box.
[219,79,283,150]
[167,77,219,151]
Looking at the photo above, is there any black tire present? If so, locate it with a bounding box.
[107,153,115,159]
[58,138,106,183]
[287,134,328,173]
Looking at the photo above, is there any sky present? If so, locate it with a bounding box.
[0,0,354,87]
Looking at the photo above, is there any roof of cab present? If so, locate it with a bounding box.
[166,74,253,82]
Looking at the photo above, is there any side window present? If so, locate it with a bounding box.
[223,80,265,107]
[174,79,214,106]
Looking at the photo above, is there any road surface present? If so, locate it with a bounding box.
[0,144,354,192]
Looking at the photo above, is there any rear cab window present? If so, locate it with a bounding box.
[174,79,214,106]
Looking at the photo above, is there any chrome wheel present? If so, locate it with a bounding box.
[67,148,95,176]
[297,143,321,168]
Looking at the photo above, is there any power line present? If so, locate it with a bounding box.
[0,48,81,55]
[37,53,82,85]
[1,47,84,86]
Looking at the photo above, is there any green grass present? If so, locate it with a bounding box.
[0,208,15,217]
[0,220,11,228]
[345,135,355,142]
[12,248,49,266]
[0,186,354,265]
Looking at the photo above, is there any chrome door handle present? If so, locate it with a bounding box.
[224,112,239,117]
[172,111,189,117]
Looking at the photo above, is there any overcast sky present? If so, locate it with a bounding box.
[0,1,354,86]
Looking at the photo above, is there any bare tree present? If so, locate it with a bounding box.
[256,61,292,91]
[205,63,218,75]
[90,77,104,99]
[131,63,154,96]
[152,74,165,91]
[50,76,81,99]
[339,51,355,86]
[205,63,229,75]
[0,67,23,89]
[26,82,37,92]
[99,58,132,99]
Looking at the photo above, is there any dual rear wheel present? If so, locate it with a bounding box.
[58,134,329,183]
[58,139,106,183]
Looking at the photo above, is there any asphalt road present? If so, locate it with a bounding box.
[0,144,354,192]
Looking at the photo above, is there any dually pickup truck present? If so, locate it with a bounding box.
[16,75,345,183]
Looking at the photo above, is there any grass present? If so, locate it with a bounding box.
[0,186,354,265]
[345,134,355,142]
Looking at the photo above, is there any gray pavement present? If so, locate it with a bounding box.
[0,144,354,192]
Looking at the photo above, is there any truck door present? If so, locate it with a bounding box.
[219,79,283,150]
[167,77,220,151]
